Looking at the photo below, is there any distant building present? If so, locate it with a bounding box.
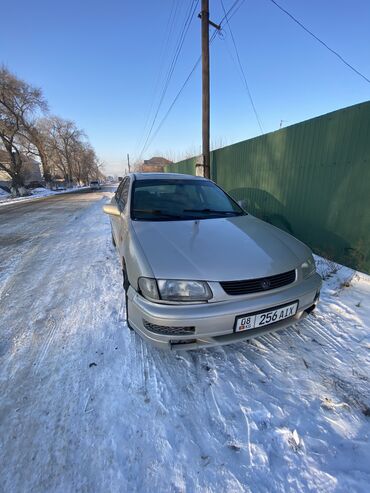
[0,150,43,188]
[142,156,172,173]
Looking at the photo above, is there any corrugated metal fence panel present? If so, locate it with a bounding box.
[167,101,370,273]
[214,101,370,272]
[163,156,197,174]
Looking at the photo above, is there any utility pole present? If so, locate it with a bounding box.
[127,153,131,173]
[201,0,210,179]
[200,0,220,179]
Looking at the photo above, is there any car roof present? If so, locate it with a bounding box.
[131,172,207,181]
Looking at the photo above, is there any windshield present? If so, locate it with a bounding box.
[131,179,245,221]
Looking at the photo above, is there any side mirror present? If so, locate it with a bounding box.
[237,199,247,210]
[103,204,121,217]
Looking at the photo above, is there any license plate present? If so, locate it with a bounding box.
[235,302,298,332]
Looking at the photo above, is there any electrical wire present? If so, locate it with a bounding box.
[220,0,264,134]
[137,0,370,158]
[156,0,199,114]
[138,0,199,160]
[227,0,246,21]
[140,3,248,155]
[218,0,244,24]
[268,0,370,84]
[143,31,219,153]
[133,0,180,156]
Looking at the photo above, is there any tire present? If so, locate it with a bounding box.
[122,266,134,331]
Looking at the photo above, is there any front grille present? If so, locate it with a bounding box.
[143,320,195,336]
[220,270,296,296]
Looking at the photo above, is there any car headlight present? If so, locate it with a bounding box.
[158,279,212,301]
[138,278,212,302]
[301,256,316,279]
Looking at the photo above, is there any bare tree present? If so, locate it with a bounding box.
[73,142,101,184]
[22,118,53,183]
[39,115,103,186]
[0,67,103,192]
[44,117,84,184]
[0,67,47,195]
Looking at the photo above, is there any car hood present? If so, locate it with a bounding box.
[132,215,311,281]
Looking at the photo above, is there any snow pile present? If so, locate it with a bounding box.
[0,194,369,492]
[31,187,51,195]
[0,185,90,206]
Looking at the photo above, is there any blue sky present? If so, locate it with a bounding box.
[1,0,370,174]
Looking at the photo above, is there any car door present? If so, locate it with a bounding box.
[112,177,131,255]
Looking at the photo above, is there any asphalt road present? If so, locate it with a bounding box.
[0,185,116,344]
[0,187,115,297]
[0,185,116,217]
[0,184,116,324]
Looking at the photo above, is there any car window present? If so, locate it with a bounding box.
[117,178,130,211]
[198,184,236,210]
[115,179,126,204]
[115,179,125,196]
[132,179,245,221]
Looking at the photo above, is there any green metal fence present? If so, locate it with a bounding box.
[164,101,370,273]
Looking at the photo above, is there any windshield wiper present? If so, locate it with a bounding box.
[133,209,183,219]
[183,208,243,215]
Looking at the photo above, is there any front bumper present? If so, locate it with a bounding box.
[128,273,322,350]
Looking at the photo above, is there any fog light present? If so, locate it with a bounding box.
[171,339,197,346]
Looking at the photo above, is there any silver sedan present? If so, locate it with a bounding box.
[103,173,322,350]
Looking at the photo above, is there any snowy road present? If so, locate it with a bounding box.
[1,190,370,493]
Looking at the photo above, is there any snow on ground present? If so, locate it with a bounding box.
[0,186,88,206]
[0,191,369,493]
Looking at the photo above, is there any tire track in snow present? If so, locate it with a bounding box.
[32,314,58,374]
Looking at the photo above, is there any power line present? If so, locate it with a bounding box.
[145,59,201,152]
[138,2,196,159]
[227,0,246,21]
[157,0,199,112]
[220,0,264,134]
[133,1,180,156]
[141,5,244,155]
[219,0,244,24]
[144,31,219,153]
[138,0,199,160]
[268,0,370,84]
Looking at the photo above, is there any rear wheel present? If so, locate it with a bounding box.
[122,266,134,331]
